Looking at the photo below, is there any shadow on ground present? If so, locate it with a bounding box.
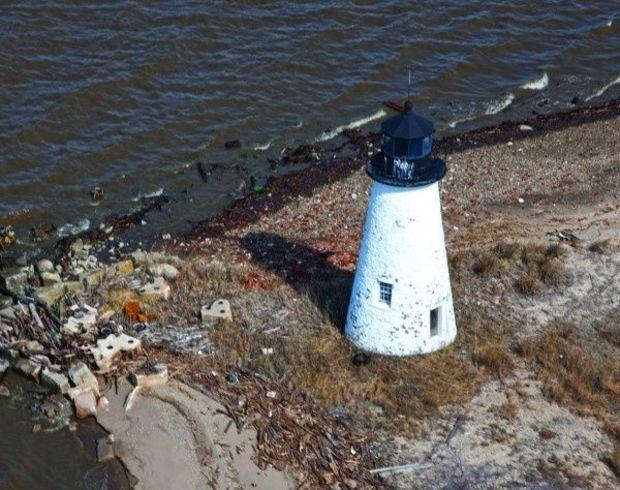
[239,232,354,331]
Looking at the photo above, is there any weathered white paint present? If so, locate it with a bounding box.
[345,180,456,355]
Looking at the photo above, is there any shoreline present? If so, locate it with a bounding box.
[1,100,620,488]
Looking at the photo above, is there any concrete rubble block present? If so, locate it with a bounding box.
[0,322,13,335]
[129,364,168,389]
[40,271,62,286]
[0,359,10,379]
[36,259,55,273]
[109,259,134,277]
[68,362,100,396]
[149,263,179,281]
[91,333,142,372]
[63,304,98,335]
[73,389,97,419]
[201,299,233,323]
[41,368,70,394]
[139,277,171,300]
[15,358,42,382]
[96,435,115,462]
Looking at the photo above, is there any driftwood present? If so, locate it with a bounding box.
[370,462,434,476]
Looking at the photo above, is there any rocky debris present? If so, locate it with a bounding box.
[139,277,171,300]
[15,358,42,382]
[201,299,232,323]
[72,388,97,419]
[149,263,179,281]
[109,259,134,277]
[36,259,55,273]
[40,271,62,286]
[97,435,115,462]
[41,368,70,394]
[63,304,98,335]
[24,340,45,355]
[91,333,141,372]
[129,363,168,389]
[0,385,9,397]
[68,362,100,396]
[130,250,183,268]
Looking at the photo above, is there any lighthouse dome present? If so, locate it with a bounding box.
[368,101,446,187]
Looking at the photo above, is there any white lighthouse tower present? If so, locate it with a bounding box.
[345,100,456,356]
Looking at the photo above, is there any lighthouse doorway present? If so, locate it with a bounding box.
[430,307,441,337]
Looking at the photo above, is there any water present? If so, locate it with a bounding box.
[0,1,619,251]
[0,1,619,481]
[0,374,128,489]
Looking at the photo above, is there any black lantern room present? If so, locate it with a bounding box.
[367,101,446,187]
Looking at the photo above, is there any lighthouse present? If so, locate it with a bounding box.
[345,100,456,356]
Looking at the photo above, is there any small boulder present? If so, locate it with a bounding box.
[149,263,179,281]
[68,362,100,396]
[36,259,55,273]
[201,299,232,323]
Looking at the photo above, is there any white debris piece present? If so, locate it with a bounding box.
[201,299,232,323]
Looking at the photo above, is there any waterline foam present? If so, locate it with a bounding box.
[316,109,386,142]
[520,72,549,91]
[585,75,620,102]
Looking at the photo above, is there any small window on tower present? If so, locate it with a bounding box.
[430,307,441,337]
[378,281,393,306]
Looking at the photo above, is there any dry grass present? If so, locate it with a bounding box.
[205,281,509,433]
[611,441,620,477]
[588,238,614,254]
[466,241,569,295]
[517,319,620,429]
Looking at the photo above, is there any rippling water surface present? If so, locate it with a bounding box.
[1,1,620,244]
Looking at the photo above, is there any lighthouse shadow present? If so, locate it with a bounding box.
[239,232,353,332]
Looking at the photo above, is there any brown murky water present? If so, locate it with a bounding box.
[0,373,128,489]
[1,1,619,252]
[0,1,620,486]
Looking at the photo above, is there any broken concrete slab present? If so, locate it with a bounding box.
[91,333,142,372]
[129,364,168,389]
[15,358,42,382]
[63,304,98,335]
[139,277,171,300]
[201,299,232,323]
[73,389,97,419]
[41,368,70,394]
[68,362,100,396]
